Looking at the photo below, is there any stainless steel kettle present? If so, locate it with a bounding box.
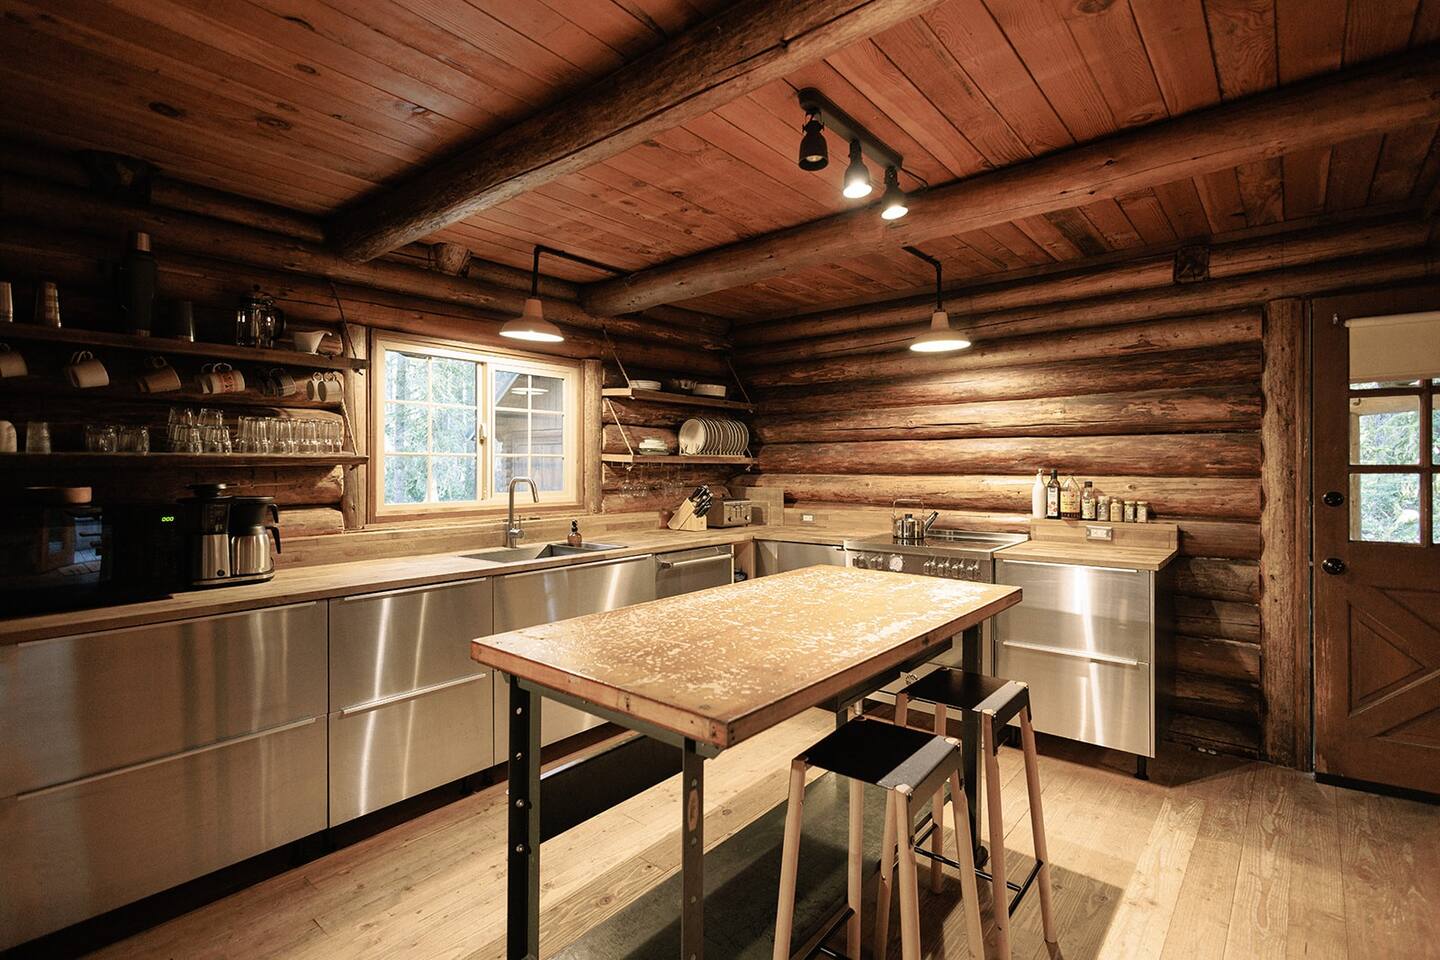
[891,498,938,543]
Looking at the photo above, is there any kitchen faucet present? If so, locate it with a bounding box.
[506,477,540,547]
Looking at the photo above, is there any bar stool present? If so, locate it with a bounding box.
[773,716,985,960]
[892,670,1058,960]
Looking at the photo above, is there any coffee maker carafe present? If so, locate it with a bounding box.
[229,496,281,580]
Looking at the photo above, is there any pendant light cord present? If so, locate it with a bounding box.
[902,245,943,311]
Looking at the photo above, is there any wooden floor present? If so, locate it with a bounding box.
[93,710,1439,960]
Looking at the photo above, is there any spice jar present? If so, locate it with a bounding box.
[1124,500,1137,523]
[1108,497,1124,523]
[1136,501,1150,523]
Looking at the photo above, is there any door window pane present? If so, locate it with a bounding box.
[1349,395,1421,465]
[1349,473,1421,543]
[1433,404,1439,465]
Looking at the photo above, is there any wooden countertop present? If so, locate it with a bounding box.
[0,525,860,645]
[995,539,1177,571]
[472,566,1021,750]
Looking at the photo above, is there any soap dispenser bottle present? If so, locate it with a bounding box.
[567,520,583,547]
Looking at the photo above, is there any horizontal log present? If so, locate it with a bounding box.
[1174,595,1261,642]
[755,433,1261,478]
[1173,671,1263,723]
[1178,520,1261,560]
[737,215,1427,346]
[733,474,1261,520]
[1173,635,1262,685]
[0,175,725,350]
[754,344,1262,414]
[739,247,1438,365]
[584,49,1440,313]
[602,398,706,429]
[1169,558,1262,603]
[1166,713,1261,758]
[280,506,345,537]
[746,312,1263,388]
[753,385,1260,443]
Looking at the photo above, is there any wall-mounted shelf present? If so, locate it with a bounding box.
[601,454,754,465]
[0,325,366,371]
[602,387,754,413]
[0,452,367,468]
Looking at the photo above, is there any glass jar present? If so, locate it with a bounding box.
[1136,501,1150,523]
[1124,500,1137,523]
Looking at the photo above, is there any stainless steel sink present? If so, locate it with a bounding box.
[463,542,624,564]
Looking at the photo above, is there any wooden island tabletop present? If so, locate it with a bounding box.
[472,566,1020,750]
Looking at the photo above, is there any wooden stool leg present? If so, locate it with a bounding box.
[1020,707,1058,945]
[930,701,946,893]
[949,772,987,960]
[895,692,910,728]
[847,777,863,959]
[773,759,807,960]
[983,715,1012,960]
[894,790,922,960]
[875,790,897,960]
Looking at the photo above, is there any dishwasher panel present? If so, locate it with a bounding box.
[995,640,1154,756]
[994,559,1153,664]
[655,545,733,597]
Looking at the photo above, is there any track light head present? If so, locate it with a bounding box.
[842,139,871,199]
[798,113,828,171]
[880,166,908,221]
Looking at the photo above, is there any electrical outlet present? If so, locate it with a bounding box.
[1085,525,1113,541]
[801,513,816,524]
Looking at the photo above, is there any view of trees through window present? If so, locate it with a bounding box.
[1348,380,1437,545]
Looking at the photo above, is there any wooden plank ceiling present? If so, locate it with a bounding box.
[2,0,1437,320]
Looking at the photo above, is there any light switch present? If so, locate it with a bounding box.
[801,513,816,523]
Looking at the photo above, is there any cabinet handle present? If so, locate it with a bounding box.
[1000,638,1142,667]
[657,553,731,570]
[505,555,654,578]
[339,579,485,601]
[999,559,1142,574]
[14,716,318,801]
[15,600,323,647]
[337,672,489,717]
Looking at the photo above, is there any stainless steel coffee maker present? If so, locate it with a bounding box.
[179,484,281,587]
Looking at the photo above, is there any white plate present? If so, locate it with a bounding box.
[678,419,705,456]
[692,383,727,398]
[631,379,662,391]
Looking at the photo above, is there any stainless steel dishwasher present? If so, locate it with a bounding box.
[328,578,495,824]
[655,544,733,597]
[491,554,656,751]
[0,603,328,950]
[754,539,846,576]
[994,558,1166,774]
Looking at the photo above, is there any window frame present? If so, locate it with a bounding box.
[368,333,585,521]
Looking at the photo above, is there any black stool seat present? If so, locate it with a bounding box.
[901,669,1030,726]
[799,716,962,800]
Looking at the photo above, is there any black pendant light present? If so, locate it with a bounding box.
[798,110,828,171]
[842,139,871,199]
[880,166,909,221]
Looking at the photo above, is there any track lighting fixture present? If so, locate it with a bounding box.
[798,111,828,171]
[501,246,627,344]
[842,139,871,199]
[880,166,909,221]
[903,246,970,353]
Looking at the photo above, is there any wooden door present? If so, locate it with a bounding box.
[1313,300,1440,795]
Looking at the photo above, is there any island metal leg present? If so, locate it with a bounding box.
[681,739,705,959]
[960,624,985,866]
[508,676,542,960]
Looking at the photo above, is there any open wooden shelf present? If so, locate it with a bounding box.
[0,452,368,468]
[0,325,366,371]
[602,387,754,413]
[601,453,753,465]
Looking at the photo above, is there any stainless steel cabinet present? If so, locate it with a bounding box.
[655,545,733,597]
[754,539,846,577]
[0,604,328,950]
[491,555,655,750]
[328,579,495,824]
[994,559,1158,758]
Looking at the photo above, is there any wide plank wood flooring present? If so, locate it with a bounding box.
[93,710,1439,960]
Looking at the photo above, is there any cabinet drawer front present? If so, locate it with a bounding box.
[329,673,494,825]
[493,557,655,632]
[0,717,326,950]
[2,602,326,796]
[996,640,1153,756]
[995,559,1153,664]
[330,579,493,708]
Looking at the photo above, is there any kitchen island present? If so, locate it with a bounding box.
[473,565,1020,959]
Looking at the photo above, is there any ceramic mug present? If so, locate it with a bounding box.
[265,367,299,398]
[196,362,245,394]
[66,350,109,388]
[0,343,25,378]
[292,330,325,354]
[137,356,181,394]
[307,371,341,401]
[0,419,16,453]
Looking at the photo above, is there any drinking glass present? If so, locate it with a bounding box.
[85,424,118,453]
[25,421,51,453]
[118,425,149,453]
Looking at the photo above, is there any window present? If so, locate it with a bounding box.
[372,336,580,514]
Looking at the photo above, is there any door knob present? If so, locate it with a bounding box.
[1322,491,1344,507]
[1321,557,1346,575]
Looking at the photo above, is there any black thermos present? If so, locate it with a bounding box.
[121,231,157,336]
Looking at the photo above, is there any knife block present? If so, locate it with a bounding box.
[667,497,708,532]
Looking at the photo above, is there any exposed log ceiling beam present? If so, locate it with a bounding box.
[582,48,1440,316]
[327,0,947,262]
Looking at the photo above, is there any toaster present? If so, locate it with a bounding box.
[707,498,752,528]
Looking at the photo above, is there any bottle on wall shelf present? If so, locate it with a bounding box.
[1080,481,1096,520]
[1031,468,1047,519]
[1109,496,1125,523]
[120,231,157,337]
[1045,469,1061,520]
[1060,475,1081,520]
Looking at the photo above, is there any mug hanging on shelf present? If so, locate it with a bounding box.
[307,371,342,402]
[264,367,300,398]
[196,362,244,394]
[137,355,181,394]
[0,419,16,453]
[65,350,109,388]
[0,343,26,378]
